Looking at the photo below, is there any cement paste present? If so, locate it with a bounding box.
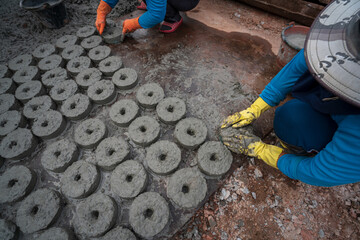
[167,167,207,209]
[32,43,56,61]
[66,56,92,76]
[129,192,169,238]
[15,80,44,103]
[41,139,79,173]
[32,110,66,139]
[23,95,55,120]
[95,226,136,240]
[102,27,122,44]
[12,66,40,84]
[74,118,107,149]
[110,160,147,199]
[136,83,164,109]
[61,93,92,120]
[38,55,65,72]
[88,45,111,64]
[81,36,103,51]
[174,118,207,149]
[0,78,16,94]
[50,80,78,103]
[76,26,96,39]
[109,99,139,127]
[0,65,10,78]
[87,80,116,104]
[35,227,74,240]
[16,188,62,234]
[0,128,37,160]
[146,140,181,175]
[197,141,233,176]
[8,54,34,72]
[76,68,102,89]
[0,219,17,240]
[74,193,117,238]
[0,110,26,137]
[56,35,79,50]
[41,67,68,89]
[61,160,100,199]
[0,165,36,204]
[94,136,130,170]
[112,68,138,90]
[61,45,85,62]
[0,94,19,114]
[98,56,123,76]
[156,97,186,125]
[128,116,160,147]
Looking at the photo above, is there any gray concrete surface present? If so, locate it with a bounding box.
[61,93,92,120]
[8,54,34,72]
[31,110,66,139]
[0,110,25,137]
[0,128,37,160]
[32,44,56,61]
[109,99,139,127]
[23,95,55,120]
[66,56,92,76]
[50,80,78,104]
[174,118,207,149]
[61,45,85,62]
[88,45,111,64]
[15,80,45,103]
[128,116,160,147]
[98,56,122,76]
[38,55,65,72]
[12,66,39,84]
[81,36,103,51]
[41,67,68,89]
[156,97,186,125]
[136,83,164,109]
[76,68,102,89]
[74,118,107,149]
[112,68,138,90]
[56,35,79,50]
[87,80,116,105]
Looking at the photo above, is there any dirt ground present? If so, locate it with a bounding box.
[1,0,360,239]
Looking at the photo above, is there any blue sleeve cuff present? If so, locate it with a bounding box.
[277,154,304,180]
[138,0,167,29]
[103,0,117,9]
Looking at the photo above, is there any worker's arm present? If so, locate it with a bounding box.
[138,0,167,28]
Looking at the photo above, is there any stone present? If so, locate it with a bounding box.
[8,54,34,72]
[38,55,65,72]
[15,80,45,103]
[41,67,68,89]
[16,188,62,234]
[80,35,103,51]
[56,35,79,50]
[35,227,74,240]
[74,194,117,238]
[76,26,97,39]
[61,93,92,120]
[61,45,85,62]
[75,68,102,89]
[0,219,17,240]
[74,118,107,149]
[23,95,55,120]
[111,160,147,199]
[0,128,37,160]
[174,118,207,149]
[109,99,139,127]
[12,66,40,84]
[0,94,20,114]
[50,80,78,104]
[102,27,122,44]
[32,110,66,139]
[0,78,16,94]
[136,83,164,109]
[61,160,99,199]
[32,44,56,61]
[95,226,136,240]
[129,192,169,238]
[128,116,160,147]
[167,168,207,209]
[197,141,233,177]
[98,56,122,77]
[87,80,116,105]
[156,97,186,124]
[41,139,79,173]
[95,137,130,170]
[0,110,26,137]
[88,45,111,64]
[66,56,92,76]
[0,165,36,204]
[0,65,11,78]
[146,140,181,175]
[112,68,138,90]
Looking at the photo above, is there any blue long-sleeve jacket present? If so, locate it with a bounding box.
[103,0,166,29]
[260,49,360,187]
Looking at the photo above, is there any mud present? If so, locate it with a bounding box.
[0,110,26,137]
[61,93,92,120]
[50,80,78,103]
[41,67,68,89]
[128,116,160,147]
[80,35,103,51]
[61,45,85,62]
[38,55,65,72]
[136,82,164,109]
[32,44,56,61]
[75,68,102,89]
[112,68,138,90]
[31,110,66,139]
[109,99,139,127]
[88,45,111,64]
[87,80,116,104]
[12,66,40,84]
[156,97,186,125]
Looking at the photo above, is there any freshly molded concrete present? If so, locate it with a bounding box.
[56,35,78,50]
[36,227,74,240]
[87,80,116,105]
[0,110,26,137]
[95,136,130,170]
[32,44,56,61]
[95,226,136,240]
[136,83,164,109]
[129,192,169,238]
[98,56,122,76]
[0,94,19,114]
[50,80,78,103]
[81,36,103,51]
[16,188,62,234]
[12,66,39,84]
[0,128,37,160]
[66,56,92,76]
[41,67,68,89]
[61,45,85,62]
[0,78,16,94]
[197,141,233,176]
[128,116,160,147]
[38,55,64,72]
[109,99,139,127]
[74,194,117,238]
[0,219,17,240]
[32,110,66,139]
[0,165,36,204]
[23,95,55,120]
[77,26,96,39]
[76,68,102,89]
[174,118,207,149]
[61,93,92,120]
[74,118,107,149]
[110,160,147,199]
[41,139,78,173]
[102,27,122,44]
[15,80,44,103]
[8,54,34,72]
[167,168,207,209]
[0,65,10,78]
[112,68,138,90]
[88,45,111,64]
[61,160,99,199]
[156,97,186,124]
[146,140,181,175]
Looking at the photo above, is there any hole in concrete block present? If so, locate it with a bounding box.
[126,175,133,182]
[45,60,51,64]
[8,179,18,188]
[41,121,49,127]
[16,59,23,64]
[159,154,167,161]
[166,105,174,113]
[49,73,56,78]
[9,141,17,149]
[68,50,74,54]
[144,208,153,218]
[91,210,99,220]
[73,62,80,68]
[120,74,127,80]
[147,92,153,97]
[74,174,81,181]
[95,50,100,55]
[210,153,218,161]
[95,88,103,95]
[140,126,147,133]
[54,151,61,157]
[40,48,46,53]
[63,39,69,43]
[70,103,76,109]
[31,205,39,216]
[107,148,115,156]
[84,75,90,80]
[0,120,7,127]
[31,105,39,111]
[182,185,189,194]
[23,87,30,93]
[119,108,126,115]
[187,128,195,136]
[20,71,27,77]
[57,88,65,94]
[85,129,93,135]
[87,39,94,44]
[104,62,111,67]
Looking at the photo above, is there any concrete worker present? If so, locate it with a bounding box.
[221,0,360,187]
[95,0,200,35]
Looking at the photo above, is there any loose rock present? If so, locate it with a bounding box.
[87,80,116,104]
[76,68,102,89]
[95,136,130,170]
[0,110,26,137]
[41,67,68,89]
[0,128,37,160]
[136,83,164,109]
[74,118,107,149]
[128,116,160,147]
[32,110,66,139]
[156,97,186,124]
[61,93,92,120]
[50,80,78,104]
[112,68,138,90]
[174,118,207,149]
[109,99,139,127]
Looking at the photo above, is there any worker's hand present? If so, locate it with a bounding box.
[221,97,271,128]
[95,0,112,35]
[122,17,142,34]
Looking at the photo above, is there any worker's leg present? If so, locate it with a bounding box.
[273,99,338,154]
[165,0,200,22]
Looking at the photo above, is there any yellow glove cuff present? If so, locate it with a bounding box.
[249,97,272,119]
[250,142,283,169]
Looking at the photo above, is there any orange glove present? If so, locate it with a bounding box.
[122,17,142,34]
[95,0,112,35]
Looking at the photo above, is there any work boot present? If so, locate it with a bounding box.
[159,16,183,33]
[137,1,147,10]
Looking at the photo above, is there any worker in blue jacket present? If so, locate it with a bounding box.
[221,0,360,187]
[95,0,200,35]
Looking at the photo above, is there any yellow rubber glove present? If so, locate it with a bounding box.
[122,17,142,34]
[221,97,271,128]
[95,0,112,35]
